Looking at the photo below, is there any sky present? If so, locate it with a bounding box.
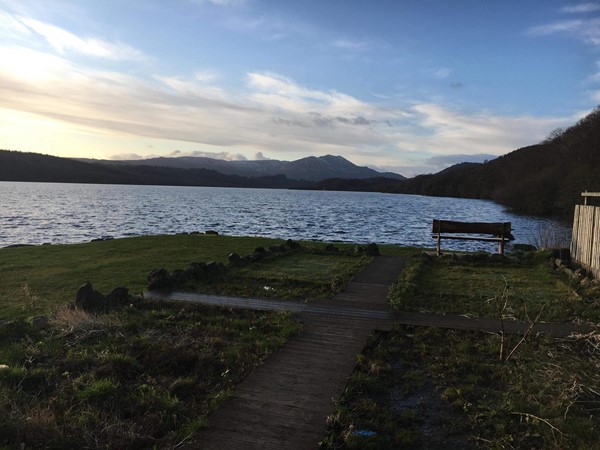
[0,0,599,176]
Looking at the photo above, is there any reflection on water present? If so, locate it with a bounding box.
[0,182,570,250]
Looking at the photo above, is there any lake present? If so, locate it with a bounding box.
[0,181,570,251]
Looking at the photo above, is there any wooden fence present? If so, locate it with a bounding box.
[571,192,600,278]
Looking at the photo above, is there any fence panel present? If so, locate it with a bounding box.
[572,204,600,278]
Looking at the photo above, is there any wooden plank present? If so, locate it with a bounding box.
[183,256,408,450]
[571,204,581,262]
[432,220,511,236]
[591,206,600,278]
[581,192,600,197]
[431,235,509,242]
[585,206,595,267]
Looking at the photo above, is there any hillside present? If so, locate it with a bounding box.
[79,154,406,182]
[402,107,600,217]
[0,151,302,189]
[314,107,600,218]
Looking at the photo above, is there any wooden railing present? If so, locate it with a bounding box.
[571,192,600,278]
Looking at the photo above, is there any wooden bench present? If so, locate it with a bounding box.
[432,220,512,256]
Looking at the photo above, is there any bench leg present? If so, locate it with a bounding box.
[499,240,504,255]
[437,234,441,256]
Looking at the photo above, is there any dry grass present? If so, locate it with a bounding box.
[49,305,122,334]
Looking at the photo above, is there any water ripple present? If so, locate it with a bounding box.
[0,181,570,250]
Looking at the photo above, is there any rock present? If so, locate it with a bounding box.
[267,245,283,253]
[75,282,107,313]
[0,365,9,371]
[561,267,574,277]
[206,261,226,274]
[228,253,244,266]
[31,316,49,329]
[244,253,262,262]
[171,269,187,285]
[574,268,586,278]
[106,287,129,305]
[354,245,365,254]
[91,236,114,242]
[185,262,207,280]
[254,247,266,254]
[324,244,339,253]
[205,230,219,235]
[512,243,537,252]
[148,268,173,291]
[366,243,380,256]
[554,258,563,268]
[285,239,301,249]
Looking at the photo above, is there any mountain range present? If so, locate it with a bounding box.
[0,152,403,189]
[76,154,406,182]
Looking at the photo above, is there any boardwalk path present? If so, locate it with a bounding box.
[146,256,594,449]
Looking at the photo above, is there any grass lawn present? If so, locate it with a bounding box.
[0,234,370,320]
[0,301,299,448]
[0,234,372,448]
[388,252,598,323]
[323,251,600,449]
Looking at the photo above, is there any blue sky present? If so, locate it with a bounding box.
[1,0,599,176]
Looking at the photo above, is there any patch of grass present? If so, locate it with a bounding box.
[0,235,373,320]
[323,325,600,449]
[0,234,287,320]
[184,251,371,301]
[388,253,592,323]
[0,300,300,449]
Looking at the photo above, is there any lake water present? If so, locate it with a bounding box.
[0,181,570,251]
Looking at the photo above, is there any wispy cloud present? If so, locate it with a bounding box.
[17,17,148,61]
[331,38,374,51]
[0,39,581,176]
[190,0,248,6]
[561,3,600,13]
[526,19,584,36]
[432,68,451,79]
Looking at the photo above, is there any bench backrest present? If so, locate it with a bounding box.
[432,220,511,236]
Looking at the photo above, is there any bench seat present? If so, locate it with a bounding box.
[432,219,512,255]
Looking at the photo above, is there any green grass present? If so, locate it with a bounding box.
[0,234,370,320]
[182,251,370,301]
[0,301,299,449]
[325,250,600,449]
[0,234,373,446]
[388,253,595,323]
[323,325,600,449]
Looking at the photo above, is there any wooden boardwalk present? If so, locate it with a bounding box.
[149,256,406,449]
[146,255,596,449]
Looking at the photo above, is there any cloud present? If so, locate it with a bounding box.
[0,43,582,177]
[561,3,600,13]
[168,150,248,160]
[331,38,374,51]
[254,151,268,160]
[433,68,451,79]
[409,103,580,156]
[449,82,464,89]
[190,0,247,5]
[525,18,600,46]
[17,16,147,61]
[109,153,145,160]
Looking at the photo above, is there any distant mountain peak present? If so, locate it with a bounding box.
[76,153,406,182]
